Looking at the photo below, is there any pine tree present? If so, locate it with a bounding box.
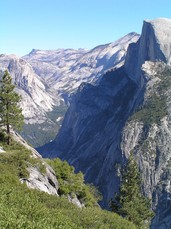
[0,70,24,145]
[110,154,154,228]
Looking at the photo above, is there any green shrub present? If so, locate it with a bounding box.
[130,64,171,127]
[47,158,102,207]
[131,93,167,126]
[0,137,136,229]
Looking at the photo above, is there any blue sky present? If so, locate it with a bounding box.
[1,0,171,56]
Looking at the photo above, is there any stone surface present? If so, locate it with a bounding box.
[21,165,59,196]
[125,18,171,84]
[38,66,141,208]
[9,129,59,196]
[23,33,139,94]
[38,18,171,228]
[0,33,139,147]
[67,194,85,208]
[0,55,58,124]
[0,146,5,153]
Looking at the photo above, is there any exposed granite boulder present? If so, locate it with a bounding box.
[67,194,85,208]
[9,129,59,196]
[21,165,58,196]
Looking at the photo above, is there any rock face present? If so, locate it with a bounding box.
[11,130,87,208]
[125,18,171,83]
[38,18,171,228]
[39,66,141,209]
[122,61,171,229]
[0,54,58,124]
[9,129,59,196]
[23,33,139,94]
[0,33,139,147]
[21,165,59,196]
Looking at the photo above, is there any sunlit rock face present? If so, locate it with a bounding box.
[38,18,171,228]
[0,33,139,147]
[0,54,58,124]
[23,33,139,94]
[125,18,171,84]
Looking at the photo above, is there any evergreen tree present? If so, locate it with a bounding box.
[0,70,24,145]
[110,154,154,228]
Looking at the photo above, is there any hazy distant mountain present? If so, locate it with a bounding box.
[23,32,139,95]
[38,18,171,228]
[0,33,139,147]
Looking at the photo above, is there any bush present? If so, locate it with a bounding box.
[0,137,136,229]
[130,64,171,127]
[47,158,102,207]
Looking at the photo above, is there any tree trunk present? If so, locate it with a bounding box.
[7,123,10,145]
[6,101,10,145]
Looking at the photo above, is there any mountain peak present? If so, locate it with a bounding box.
[144,18,171,64]
[125,17,171,83]
[145,17,171,26]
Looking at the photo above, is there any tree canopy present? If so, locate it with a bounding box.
[0,70,24,144]
[110,154,154,228]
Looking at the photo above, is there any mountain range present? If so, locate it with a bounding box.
[1,18,171,228]
[0,32,139,147]
[38,18,171,229]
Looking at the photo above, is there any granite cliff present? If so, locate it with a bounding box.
[38,18,171,228]
[0,33,139,147]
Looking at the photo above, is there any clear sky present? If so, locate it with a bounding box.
[1,0,171,56]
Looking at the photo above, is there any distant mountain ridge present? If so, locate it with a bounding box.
[0,32,139,146]
[23,32,139,94]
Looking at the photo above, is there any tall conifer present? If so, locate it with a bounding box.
[0,70,24,144]
[110,153,154,228]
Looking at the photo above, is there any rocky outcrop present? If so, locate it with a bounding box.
[121,61,171,228]
[0,54,58,124]
[125,18,171,84]
[67,194,85,208]
[38,18,171,228]
[10,130,88,208]
[21,165,59,196]
[9,129,59,196]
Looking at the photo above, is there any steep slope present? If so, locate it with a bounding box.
[0,54,59,124]
[0,132,136,228]
[122,61,171,228]
[38,67,142,206]
[0,54,66,147]
[0,33,139,147]
[125,18,171,83]
[0,128,59,196]
[38,18,171,228]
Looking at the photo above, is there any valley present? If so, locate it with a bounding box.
[1,17,171,228]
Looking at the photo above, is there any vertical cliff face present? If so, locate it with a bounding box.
[38,18,171,227]
[39,66,143,207]
[0,33,139,147]
[125,18,171,84]
[121,61,171,228]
